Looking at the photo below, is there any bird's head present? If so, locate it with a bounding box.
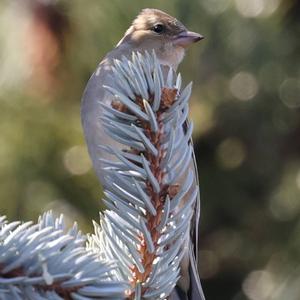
[117,8,204,69]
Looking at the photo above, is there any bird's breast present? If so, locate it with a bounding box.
[158,43,185,70]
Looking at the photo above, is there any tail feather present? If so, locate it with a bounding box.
[170,245,205,300]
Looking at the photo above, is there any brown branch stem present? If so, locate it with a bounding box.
[129,88,178,298]
[0,264,81,300]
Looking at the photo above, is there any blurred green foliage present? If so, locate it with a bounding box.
[0,0,299,299]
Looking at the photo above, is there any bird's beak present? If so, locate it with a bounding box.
[173,31,204,48]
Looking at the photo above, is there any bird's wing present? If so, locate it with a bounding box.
[81,59,110,185]
[81,51,130,187]
[172,117,205,300]
[81,45,137,187]
[188,122,201,263]
[188,242,206,300]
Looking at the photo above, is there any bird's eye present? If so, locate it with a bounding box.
[152,24,165,34]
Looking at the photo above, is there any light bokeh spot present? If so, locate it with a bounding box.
[63,145,92,175]
[242,270,275,300]
[199,250,219,279]
[201,0,231,15]
[216,137,246,169]
[234,0,281,18]
[190,100,215,137]
[229,71,258,101]
[279,78,300,109]
[269,164,300,221]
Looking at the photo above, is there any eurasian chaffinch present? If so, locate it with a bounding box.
[81,8,205,300]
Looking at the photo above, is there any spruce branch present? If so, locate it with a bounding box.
[88,51,200,299]
[0,212,127,299]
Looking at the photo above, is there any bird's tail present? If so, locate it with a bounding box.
[170,245,205,300]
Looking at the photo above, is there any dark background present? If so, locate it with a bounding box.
[0,0,299,299]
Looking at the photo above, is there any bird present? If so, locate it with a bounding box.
[81,8,205,300]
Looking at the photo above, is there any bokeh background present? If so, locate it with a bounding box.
[0,0,299,299]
